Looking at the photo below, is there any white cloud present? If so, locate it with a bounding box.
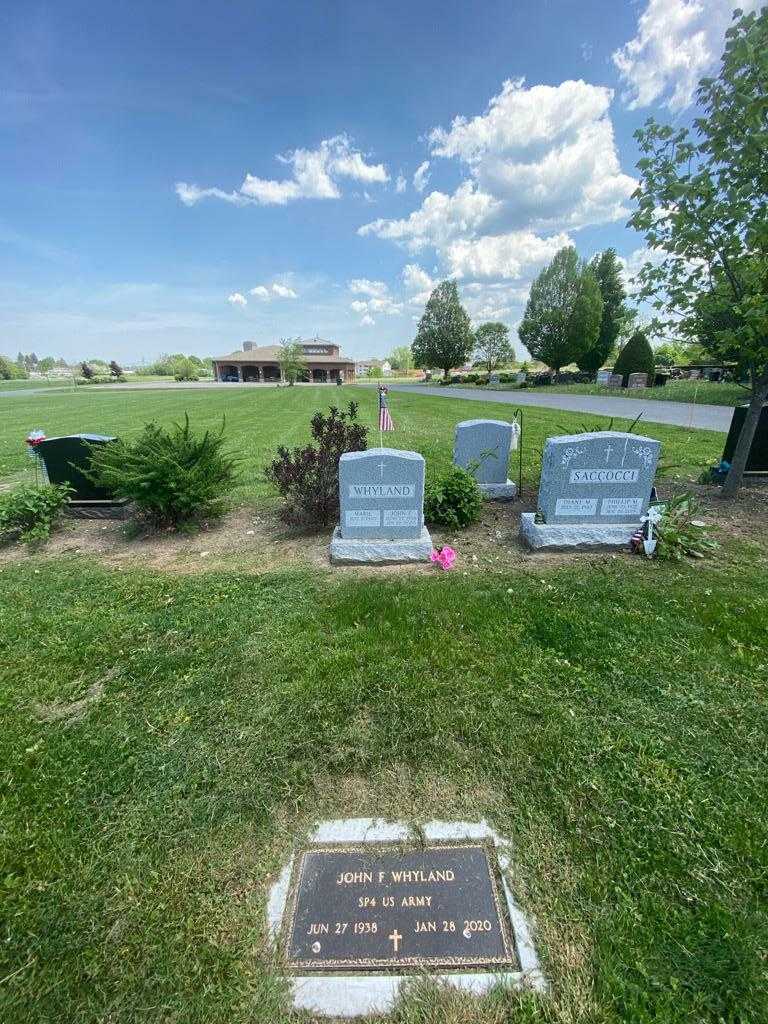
[177,134,388,208]
[395,173,407,193]
[271,283,298,298]
[227,292,247,306]
[176,182,246,206]
[249,282,299,300]
[612,0,759,111]
[348,279,401,321]
[413,161,431,193]
[444,230,573,280]
[360,181,500,252]
[360,78,635,272]
[349,278,389,298]
[360,314,375,326]
[402,263,436,294]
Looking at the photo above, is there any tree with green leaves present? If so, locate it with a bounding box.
[519,247,603,375]
[389,344,414,372]
[578,248,629,375]
[412,281,474,379]
[613,330,655,384]
[278,338,308,386]
[629,8,768,497]
[474,321,514,373]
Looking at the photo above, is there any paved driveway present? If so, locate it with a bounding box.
[384,384,733,432]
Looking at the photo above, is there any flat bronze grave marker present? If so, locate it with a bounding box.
[283,841,518,971]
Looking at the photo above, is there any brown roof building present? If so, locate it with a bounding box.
[213,339,355,383]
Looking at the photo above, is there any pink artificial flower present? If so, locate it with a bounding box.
[430,545,457,570]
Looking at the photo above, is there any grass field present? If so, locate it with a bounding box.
[445,379,746,408]
[1,385,766,1024]
[0,384,724,496]
[0,378,74,391]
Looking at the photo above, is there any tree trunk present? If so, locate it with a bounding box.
[721,376,768,498]
[443,367,450,380]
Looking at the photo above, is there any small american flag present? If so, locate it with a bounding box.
[378,388,395,432]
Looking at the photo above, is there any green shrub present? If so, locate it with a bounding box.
[424,467,483,530]
[465,373,478,383]
[614,330,655,385]
[87,415,238,529]
[0,483,71,546]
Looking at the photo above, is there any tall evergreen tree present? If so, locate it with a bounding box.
[519,247,603,375]
[578,248,629,375]
[412,281,474,379]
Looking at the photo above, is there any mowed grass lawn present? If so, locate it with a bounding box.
[0,383,724,496]
[477,379,746,408]
[1,385,767,1024]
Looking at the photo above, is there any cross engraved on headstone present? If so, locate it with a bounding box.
[388,929,402,953]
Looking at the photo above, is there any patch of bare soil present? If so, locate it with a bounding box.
[0,481,764,577]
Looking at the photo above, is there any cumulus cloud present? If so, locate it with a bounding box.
[612,0,759,111]
[444,229,573,280]
[395,173,407,193]
[360,181,500,252]
[360,77,635,277]
[348,279,402,322]
[360,314,375,326]
[227,292,247,306]
[349,278,389,298]
[249,283,298,300]
[271,283,298,298]
[413,161,431,193]
[177,134,388,208]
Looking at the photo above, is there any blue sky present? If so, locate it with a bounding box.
[0,0,753,364]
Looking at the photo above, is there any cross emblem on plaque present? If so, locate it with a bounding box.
[388,929,402,953]
[603,442,614,463]
[378,459,386,479]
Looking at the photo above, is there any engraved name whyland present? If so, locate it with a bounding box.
[348,483,415,497]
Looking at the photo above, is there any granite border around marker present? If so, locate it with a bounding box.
[330,524,433,564]
[520,512,637,550]
[267,816,548,1018]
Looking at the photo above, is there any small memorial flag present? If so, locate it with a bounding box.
[378,387,394,432]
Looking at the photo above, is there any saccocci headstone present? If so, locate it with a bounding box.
[453,419,516,500]
[330,448,432,563]
[520,430,661,549]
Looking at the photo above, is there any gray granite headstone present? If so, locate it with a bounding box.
[536,431,661,525]
[453,419,517,500]
[627,372,648,389]
[607,373,623,388]
[331,448,432,563]
[488,372,500,385]
[520,431,661,550]
[596,369,611,385]
[515,372,527,384]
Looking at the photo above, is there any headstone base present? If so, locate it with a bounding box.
[480,480,517,501]
[330,524,433,565]
[520,512,637,551]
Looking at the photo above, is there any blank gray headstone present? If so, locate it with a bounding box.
[453,419,512,486]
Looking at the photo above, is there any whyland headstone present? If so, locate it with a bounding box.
[520,430,661,549]
[453,420,516,500]
[330,448,432,564]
